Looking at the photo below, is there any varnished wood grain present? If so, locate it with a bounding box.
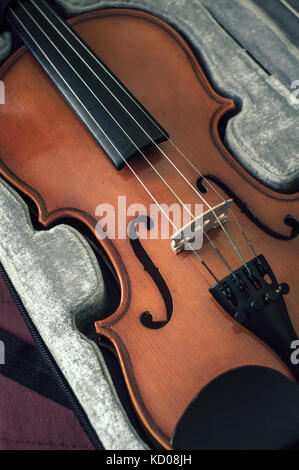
[0,9,298,449]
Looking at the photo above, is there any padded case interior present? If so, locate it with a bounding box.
[0,0,298,449]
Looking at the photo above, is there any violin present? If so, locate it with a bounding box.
[0,0,298,449]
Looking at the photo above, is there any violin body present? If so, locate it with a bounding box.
[0,8,298,448]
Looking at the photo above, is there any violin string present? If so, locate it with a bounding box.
[9,5,220,284]
[14,1,238,278]
[163,143,259,261]
[27,0,251,275]
[36,0,256,269]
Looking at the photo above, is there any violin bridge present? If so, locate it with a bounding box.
[171,199,233,254]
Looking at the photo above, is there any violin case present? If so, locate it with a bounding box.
[0,0,298,450]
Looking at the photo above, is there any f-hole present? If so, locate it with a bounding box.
[202,175,299,241]
[129,215,173,329]
[197,177,208,194]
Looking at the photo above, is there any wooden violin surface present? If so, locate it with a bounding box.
[0,8,298,448]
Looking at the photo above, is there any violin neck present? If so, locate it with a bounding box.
[6,0,167,169]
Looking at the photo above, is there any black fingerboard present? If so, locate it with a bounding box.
[6,0,168,169]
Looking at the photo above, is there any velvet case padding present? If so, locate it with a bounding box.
[0,0,298,450]
[0,178,148,450]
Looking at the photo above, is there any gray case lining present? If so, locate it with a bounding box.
[0,178,148,450]
[0,0,298,449]
[55,0,299,193]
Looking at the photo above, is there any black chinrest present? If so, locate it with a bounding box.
[171,366,299,450]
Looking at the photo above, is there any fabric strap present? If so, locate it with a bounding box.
[0,328,71,409]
